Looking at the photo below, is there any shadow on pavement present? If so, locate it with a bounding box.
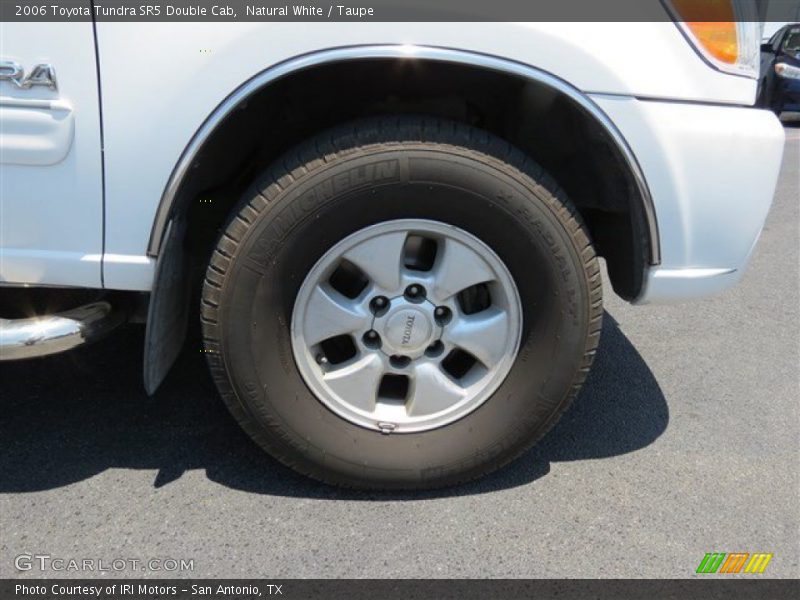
[0,311,668,499]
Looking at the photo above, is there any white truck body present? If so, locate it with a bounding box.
[1,20,785,300]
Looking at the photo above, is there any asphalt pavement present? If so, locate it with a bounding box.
[1,120,798,579]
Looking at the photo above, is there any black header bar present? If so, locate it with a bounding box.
[1,0,798,22]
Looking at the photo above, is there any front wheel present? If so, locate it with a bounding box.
[201,117,602,489]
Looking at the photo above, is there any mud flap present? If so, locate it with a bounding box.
[143,218,191,394]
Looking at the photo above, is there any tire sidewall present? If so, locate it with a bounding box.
[216,145,593,486]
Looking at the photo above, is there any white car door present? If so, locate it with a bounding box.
[0,16,103,287]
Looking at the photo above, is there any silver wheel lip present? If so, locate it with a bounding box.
[290,219,523,433]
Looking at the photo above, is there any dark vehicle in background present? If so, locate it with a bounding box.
[759,23,800,115]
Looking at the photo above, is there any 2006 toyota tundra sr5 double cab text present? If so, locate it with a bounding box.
[0,9,785,489]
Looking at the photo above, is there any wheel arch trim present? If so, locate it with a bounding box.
[146,44,661,265]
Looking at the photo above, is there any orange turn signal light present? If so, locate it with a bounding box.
[671,0,738,64]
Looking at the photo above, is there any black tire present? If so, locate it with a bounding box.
[756,78,769,109]
[201,116,602,489]
[757,79,782,116]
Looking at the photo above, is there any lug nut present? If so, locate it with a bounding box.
[362,330,381,349]
[404,284,426,302]
[390,355,411,369]
[425,341,445,357]
[434,306,452,325]
[370,296,389,315]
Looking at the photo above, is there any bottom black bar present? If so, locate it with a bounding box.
[2,579,799,600]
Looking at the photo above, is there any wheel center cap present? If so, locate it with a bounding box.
[383,307,433,353]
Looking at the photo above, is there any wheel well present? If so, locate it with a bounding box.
[176,57,651,300]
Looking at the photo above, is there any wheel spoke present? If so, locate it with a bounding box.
[302,285,369,346]
[322,354,384,413]
[406,362,466,417]
[443,307,510,369]
[343,231,408,293]
[431,237,495,301]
